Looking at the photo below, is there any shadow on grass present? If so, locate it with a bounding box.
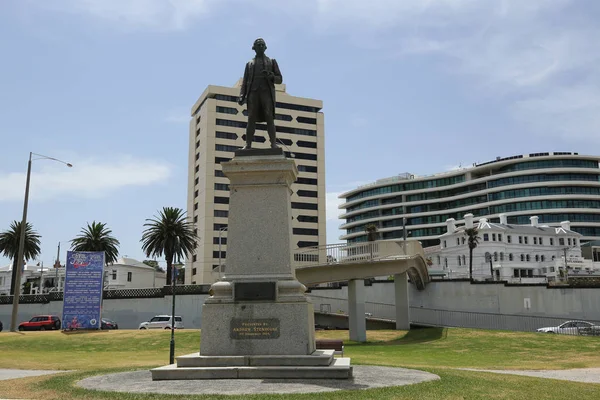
[371,327,448,346]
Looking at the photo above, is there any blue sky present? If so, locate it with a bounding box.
[1,0,599,267]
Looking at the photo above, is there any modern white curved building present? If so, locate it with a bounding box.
[338,152,600,247]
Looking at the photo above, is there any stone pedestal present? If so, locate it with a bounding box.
[151,152,351,380]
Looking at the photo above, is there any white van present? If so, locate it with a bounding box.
[139,315,184,330]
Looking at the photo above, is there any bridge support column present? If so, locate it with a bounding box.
[394,272,410,330]
[348,279,367,342]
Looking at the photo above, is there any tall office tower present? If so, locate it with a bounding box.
[186,81,325,284]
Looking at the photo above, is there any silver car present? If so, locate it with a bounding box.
[139,315,184,330]
[536,320,600,336]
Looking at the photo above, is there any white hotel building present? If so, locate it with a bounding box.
[426,213,599,282]
[338,152,600,247]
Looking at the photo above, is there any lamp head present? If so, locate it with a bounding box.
[66,163,73,168]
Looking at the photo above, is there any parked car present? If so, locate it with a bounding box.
[536,320,600,336]
[18,315,61,331]
[101,318,119,330]
[139,315,184,330]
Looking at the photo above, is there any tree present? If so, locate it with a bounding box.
[0,221,41,294]
[70,222,120,265]
[141,207,198,285]
[143,259,165,272]
[365,224,379,242]
[464,227,480,281]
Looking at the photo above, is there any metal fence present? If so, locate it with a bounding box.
[0,285,211,304]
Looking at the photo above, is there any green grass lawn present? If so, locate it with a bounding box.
[0,328,599,399]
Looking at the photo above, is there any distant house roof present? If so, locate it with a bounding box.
[440,219,580,237]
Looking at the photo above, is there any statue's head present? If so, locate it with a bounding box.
[252,38,267,56]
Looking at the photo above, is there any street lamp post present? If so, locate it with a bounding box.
[10,152,72,332]
[218,227,228,279]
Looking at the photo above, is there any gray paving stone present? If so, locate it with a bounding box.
[77,365,440,395]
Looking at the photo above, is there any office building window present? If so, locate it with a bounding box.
[534,237,538,245]
[192,267,197,275]
[293,228,319,236]
[524,237,529,244]
[507,235,512,243]
[192,255,197,262]
[295,177,318,185]
[297,215,318,223]
[214,183,230,191]
[127,272,132,282]
[112,270,117,280]
[297,165,318,173]
[214,196,229,204]
[292,202,318,210]
[214,210,229,218]
[483,234,489,241]
[297,190,318,198]
[216,131,238,140]
[296,116,317,124]
[296,140,317,149]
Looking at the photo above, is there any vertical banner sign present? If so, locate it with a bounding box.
[61,251,104,330]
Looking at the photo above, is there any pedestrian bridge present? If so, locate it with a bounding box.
[293,240,430,290]
[292,240,431,342]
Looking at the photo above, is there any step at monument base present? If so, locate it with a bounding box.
[177,349,335,367]
[151,351,352,380]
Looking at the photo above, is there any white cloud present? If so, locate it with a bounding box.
[311,0,600,142]
[0,156,172,202]
[36,0,214,30]
[164,109,191,124]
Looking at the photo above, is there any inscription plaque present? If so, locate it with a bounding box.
[230,318,280,340]
[234,282,276,301]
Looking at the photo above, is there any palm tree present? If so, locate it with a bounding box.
[0,221,42,294]
[141,207,198,285]
[70,222,120,265]
[365,224,379,242]
[464,227,480,281]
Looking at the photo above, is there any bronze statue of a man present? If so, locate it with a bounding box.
[238,38,283,149]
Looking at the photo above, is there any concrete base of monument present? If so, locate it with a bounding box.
[150,350,352,380]
[199,300,316,356]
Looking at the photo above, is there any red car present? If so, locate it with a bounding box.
[18,315,61,331]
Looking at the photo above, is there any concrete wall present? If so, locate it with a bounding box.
[2,281,600,331]
[307,281,600,324]
[0,294,209,330]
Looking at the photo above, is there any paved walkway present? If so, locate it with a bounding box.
[0,369,69,381]
[77,366,440,395]
[459,368,600,384]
